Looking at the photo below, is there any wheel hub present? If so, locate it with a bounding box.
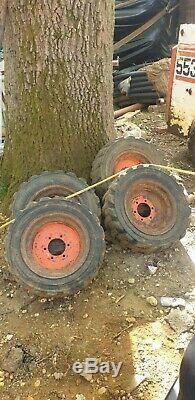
[131,195,156,224]
[48,238,66,256]
[32,222,80,270]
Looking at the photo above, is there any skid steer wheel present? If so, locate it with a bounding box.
[102,165,190,253]
[188,120,195,166]
[10,171,100,218]
[6,198,105,297]
[91,137,164,198]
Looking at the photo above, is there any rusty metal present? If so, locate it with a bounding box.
[124,180,177,236]
[113,152,148,173]
[21,213,89,279]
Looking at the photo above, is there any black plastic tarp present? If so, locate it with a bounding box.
[115,0,168,41]
[114,0,179,69]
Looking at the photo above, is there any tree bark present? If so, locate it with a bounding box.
[1,0,114,206]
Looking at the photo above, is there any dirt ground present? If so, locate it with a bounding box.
[0,105,194,400]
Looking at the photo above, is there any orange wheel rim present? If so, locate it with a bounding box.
[114,152,148,174]
[32,222,80,270]
[124,180,177,236]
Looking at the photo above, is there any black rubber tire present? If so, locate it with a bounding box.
[11,171,100,218]
[188,121,195,166]
[91,137,165,198]
[6,198,105,297]
[179,334,195,400]
[102,165,191,253]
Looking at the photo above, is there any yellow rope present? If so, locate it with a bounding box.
[64,170,125,199]
[0,164,194,231]
[155,165,195,177]
[0,219,15,230]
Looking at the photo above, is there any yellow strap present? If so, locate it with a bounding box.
[1,164,194,231]
[64,170,123,200]
[0,219,15,230]
[155,165,195,176]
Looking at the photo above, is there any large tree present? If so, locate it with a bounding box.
[0,0,114,206]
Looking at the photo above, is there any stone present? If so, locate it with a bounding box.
[80,372,92,382]
[147,265,158,275]
[75,395,86,400]
[6,334,13,342]
[34,379,41,387]
[98,387,107,395]
[147,296,158,307]
[167,309,194,334]
[54,372,64,380]
[2,347,24,373]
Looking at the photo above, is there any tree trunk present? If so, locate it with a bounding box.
[180,0,195,24]
[1,0,114,206]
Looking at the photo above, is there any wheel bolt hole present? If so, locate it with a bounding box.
[137,203,151,218]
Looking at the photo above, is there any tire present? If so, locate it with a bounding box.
[6,198,105,296]
[11,171,100,218]
[188,121,195,166]
[91,137,164,198]
[102,165,190,253]
[179,334,195,400]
